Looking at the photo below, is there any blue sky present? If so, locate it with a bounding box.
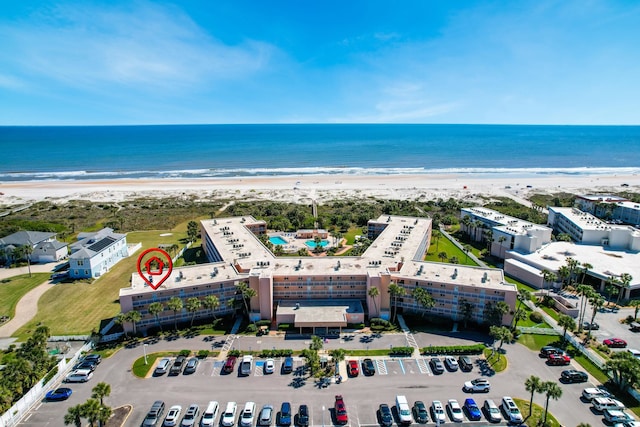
[1,1,639,125]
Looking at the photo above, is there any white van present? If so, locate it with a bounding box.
[200,401,219,427]
[154,358,171,376]
[240,355,253,376]
[221,402,237,427]
[395,395,412,425]
[65,369,93,383]
[592,397,625,412]
[239,402,256,427]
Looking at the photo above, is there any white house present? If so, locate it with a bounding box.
[69,228,128,279]
[0,230,68,263]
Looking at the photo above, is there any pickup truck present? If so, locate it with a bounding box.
[334,395,348,425]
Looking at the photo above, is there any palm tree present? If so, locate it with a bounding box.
[97,405,112,427]
[128,310,141,336]
[412,287,435,317]
[524,375,543,418]
[497,235,507,258]
[329,348,346,374]
[91,382,111,406]
[431,229,442,253]
[517,288,531,310]
[64,404,84,426]
[461,215,472,237]
[167,296,184,331]
[148,301,164,332]
[186,297,202,327]
[541,269,557,295]
[541,381,562,425]
[388,282,405,324]
[81,398,102,427]
[587,294,605,341]
[202,294,220,321]
[462,244,472,264]
[437,251,448,263]
[557,314,576,344]
[511,307,527,330]
[236,282,257,322]
[617,273,633,304]
[459,299,475,328]
[114,312,129,339]
[557,265,570,288]
[630,299,640,320]
[575,284,593,331]
[579,262,593,285]
[565,257,579,286]
[368,286,380,318]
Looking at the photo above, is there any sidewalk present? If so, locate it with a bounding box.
[0,279,54,339]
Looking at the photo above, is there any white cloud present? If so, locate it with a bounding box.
[0,2,277,94]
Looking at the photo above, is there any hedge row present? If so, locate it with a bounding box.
[421,344,485,355]
[389,347,413,356]
[259,349,293,358]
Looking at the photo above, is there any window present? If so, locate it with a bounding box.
[77,260,84,266]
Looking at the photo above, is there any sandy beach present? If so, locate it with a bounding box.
[1,173,638,207]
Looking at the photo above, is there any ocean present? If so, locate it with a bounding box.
[1,124,639,181]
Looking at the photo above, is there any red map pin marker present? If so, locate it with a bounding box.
[137,248,173,290]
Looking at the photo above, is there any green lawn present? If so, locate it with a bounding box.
[13,229,188,340]
[483,348,507,372]
[0,273,50,319]
[505,276,537,293]
[513,398,560,427]
[343,226,366,245]
[425,235,479,266]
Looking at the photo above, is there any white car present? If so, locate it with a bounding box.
[604,408,633,423]
[163,405,182,427]
[221,402,238,427]
[431,401,446,423]
[582,387,611,401]
[501,396,523,423]
[463,378,491,393]
[239,402,256,427]
[447,399,464,422]
[483,399,502,422]
[593,397,625,412]
[264,359,275,374]
[444,356,459,371]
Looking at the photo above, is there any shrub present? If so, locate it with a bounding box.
[278,323,291,331]
[259,349,293,358]
[197,350,210,359]
[256,320,271,327]
[43,365,58,385]
[228,349,242,357]
[179,349,191,357]
[246,324,257,333]
[421,344,485,355]
[389,347,413,356]
[529,312,543,323]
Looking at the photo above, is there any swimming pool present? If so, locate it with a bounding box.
[305,239,329,248]
[269,236,288,245]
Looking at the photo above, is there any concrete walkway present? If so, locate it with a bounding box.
[0,278,53,338]
[0,263,55,280]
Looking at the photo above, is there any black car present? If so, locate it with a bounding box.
[184,357,199,374]
[81,354,102,365]
[296,404,309,427]
[458,356,473,372]
[539,346,562,357]
[430,357,445,374]
[169,355,186,375]
[362,358,376,376]
[413,401,429,424]
[378,404,393,427]
[74,361,97,372]
[561,370,588,383]
[583,322,600,330]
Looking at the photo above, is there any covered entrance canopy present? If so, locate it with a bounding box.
[276,299,364,334]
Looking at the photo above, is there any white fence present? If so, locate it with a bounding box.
[518,327,560,335]
[0,341,93,427]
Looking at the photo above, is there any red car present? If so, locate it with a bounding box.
[334,395,348,425]
[348,360,359,377]
[603,338,627,348]
[547,353,571,365]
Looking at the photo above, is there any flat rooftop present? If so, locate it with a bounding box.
[550,207,632,232]
[511,241,640,286]
[463,207,549,235]
[276,299,363,327]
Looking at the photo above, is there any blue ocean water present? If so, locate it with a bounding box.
[0,124,639,181]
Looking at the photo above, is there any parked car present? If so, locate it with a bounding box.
[447,399,464,422]
[603,408,633,423]
[348,360,359,377]
[362,358,376,376]
[73,361,97,371]
[45,388,72,401]
[539,346,562,357]
[221,402,238,427]
[279,402,292,426]
[223,356,237,374]
[163,405,182,427]
[240,355,254,376]
[81,354,102,365]
[154,358,171,376]
[142,400,165,427]
[430,357,445,374]
[483,399,502,423]
[547,353,571,365]
[200,401,220,427]
[296,404,309,427]
[335,395,348,425]
[430,401,446,423]
[258,405,274,427]
[604,338,628,348]
[463,378,491,393]
[180,404,199,427]
[183,357,199,374]
[581,387,611,401]
[64,369,93,383]
[170,356,186,375]
[592,397,625,413]
[501,397,523,423]
[240,402,257,427]
[583,321,599,330]
[458,356,473,372]
[412,401,429,424]
[463,398,482,421]
[282,357,294,374]
[561,369,588,383]
[378,404,393,427]
[444,356,459,371]
[264,359,275,374]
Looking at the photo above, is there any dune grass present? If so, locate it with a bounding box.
[0,273,50,319]
[12,229,188,340]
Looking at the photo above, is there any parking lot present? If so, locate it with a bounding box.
[19,332,617,426]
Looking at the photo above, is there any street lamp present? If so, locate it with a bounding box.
[143,343,148,365]
[322,405,325,427]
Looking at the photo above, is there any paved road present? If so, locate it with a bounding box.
[21,332,610,427]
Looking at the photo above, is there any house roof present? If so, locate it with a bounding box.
[35,240,68,251]
[69,227,125,260]
[0,230,56,247]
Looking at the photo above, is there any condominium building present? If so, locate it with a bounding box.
[575,194,640,226]
[460,207,552,258]
[119,215,516,333]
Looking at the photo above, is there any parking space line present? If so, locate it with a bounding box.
[376,359,387,375]
[397,359,405,375]
[416,357,431,375]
